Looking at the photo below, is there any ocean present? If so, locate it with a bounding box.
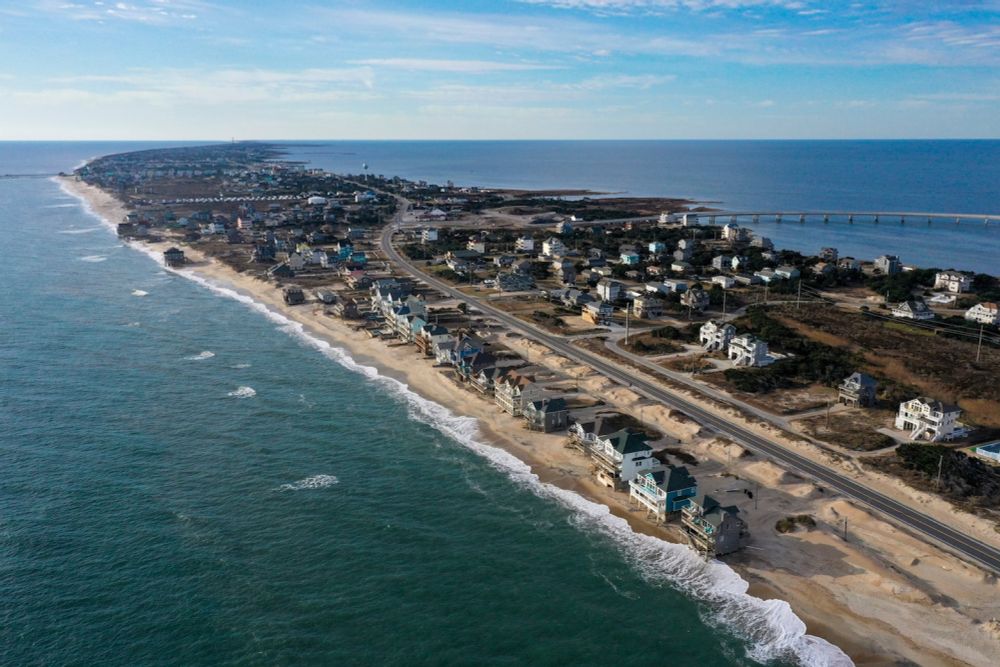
[5,139,995,667]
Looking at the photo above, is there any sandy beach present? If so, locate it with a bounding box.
[60,175,1000,667]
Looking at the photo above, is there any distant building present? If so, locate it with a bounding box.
[711,255,732,271]
[497,272,535,292]
[632,296,663,319]
[819,247,839,262]
[934,271,972,294]
[681,288,710,312]
[712,275,735,289]
[838,372,878,408]
[965,302,999,325]
[699,320,736,352]
[282,286,305,305]
[891,300,934,321]
[727,334,772,367]
[556,221,574,235]
[774,265,800,280]
[515,236,535,253]
[722,223,750,242]
[974,442,1000,463]
[649,241,666,254]
[839,257,861,271]
[874,254,901,275]
[620,251,641,266]
[682,494,749,557]
[582,300,614,325]
[542,237,567,258]
[596,279,624,302]
[495,372,539,417]
[895,397,963,442]
[420,227,439,244]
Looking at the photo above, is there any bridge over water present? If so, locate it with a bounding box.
[683,210,998,225]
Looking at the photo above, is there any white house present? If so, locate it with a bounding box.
[421,227,439,243]
[891,300,935,320]
[875,254,901,275]
[620,251,641,265]
[775,265,800,280]
[649,241,666,254]
[934,271,972,294]
[699,320,736,352]
[596,279,624,302]
[721,223,746,241]
[727,334,772,367]
[661,279,688,293]
[589,428,657,488]
[712,275,736,289]
[965,302,999,325]
[681,213,699,226]
[895,397,963,442]
[515,236,535,253]
[466,239,486,254]
[542,237,567,258]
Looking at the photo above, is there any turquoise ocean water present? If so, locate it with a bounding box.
[7,139,995,666]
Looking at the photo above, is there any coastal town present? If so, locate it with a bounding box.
[68,142,1000,664]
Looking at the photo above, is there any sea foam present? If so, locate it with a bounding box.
[276,474,339,491]
[59,226,104,234]
[185,351,215,361]
[79,255,107,262]
[227,386,256,399]
[131,289,148,297]
[56,174,853,667]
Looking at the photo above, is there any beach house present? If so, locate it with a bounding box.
[620,251,641,266]
[582,300,614,325]
[681,288,710,312]
[628,465,698,522]
[682,494,749,556]
[568,416,620,449]
[420,227,439,244]
[838,372,878,408]
[515,236,535,253]
[875,254,901,275]
[699,320,736,352]
[965,302,999,325]
[495,372,539,417]
[632,296,663,319]
[891,300,934,320]
[163,247,185,268]
[282,286,305,305]
[523,397,569,433]
[895,397,963,442]
[542,237,567,258]
[596,279,624,302]
[589,428,657,489]
[727,334,772,367]
[934,271,972,294]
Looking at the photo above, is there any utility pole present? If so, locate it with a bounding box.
[625,303,631,345]
[976,324,984,363]
[796,279,802,309]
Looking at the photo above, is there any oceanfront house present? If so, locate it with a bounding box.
[332,298,362,320]
[163,247,185,268]
[471,366,504,394]
[568,416,620,449]
[495,372,539,417]
[628,465,698,522]
[895,397,963,442]
[727,334,772,367]
[680,288,710,312]
[934,271,972,294]
[891,300,935,320]
[596,279,624,302]
[416,324,450,357]
[582,300,614,325]
[874,254,901,275]
[839,372,878,408]
[620,251,641,266]
[523,397,569,433]
[497,272,535,292]
[632,296,663,319]
[681,494,749,557]
[965,302,999,325]
[420,227,439,244]
[282,286,305,306]
[542,237,567,258]
[699,320,736,352]
[514,236,535,253]
[267,263,294,279]
[589,428,657,489]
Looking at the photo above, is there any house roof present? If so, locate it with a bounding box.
[644,465,697,492]
[604,428,651,455]
[844,372,877,388]
[529,397,567,414]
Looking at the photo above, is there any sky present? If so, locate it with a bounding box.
[0,1,998,140]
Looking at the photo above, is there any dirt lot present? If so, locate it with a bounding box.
[796,409,897,452]
[776,304,1000,427]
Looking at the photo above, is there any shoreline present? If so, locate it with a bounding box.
[57,174,1000,667]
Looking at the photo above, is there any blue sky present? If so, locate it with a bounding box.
[0,1,998,139]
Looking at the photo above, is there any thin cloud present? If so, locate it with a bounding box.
[350,58,561,73]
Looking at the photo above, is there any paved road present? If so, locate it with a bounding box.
[379,224,1000,575]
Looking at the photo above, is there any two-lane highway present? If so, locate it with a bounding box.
[380,224,1000,574]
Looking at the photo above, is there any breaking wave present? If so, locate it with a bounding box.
[59,226,104,234]
[131,289,148,297]
[60,176,852,667]
[276,474,339,491]
[79,255,107,262]
[185,351,215,361]
[227,386,256,399]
